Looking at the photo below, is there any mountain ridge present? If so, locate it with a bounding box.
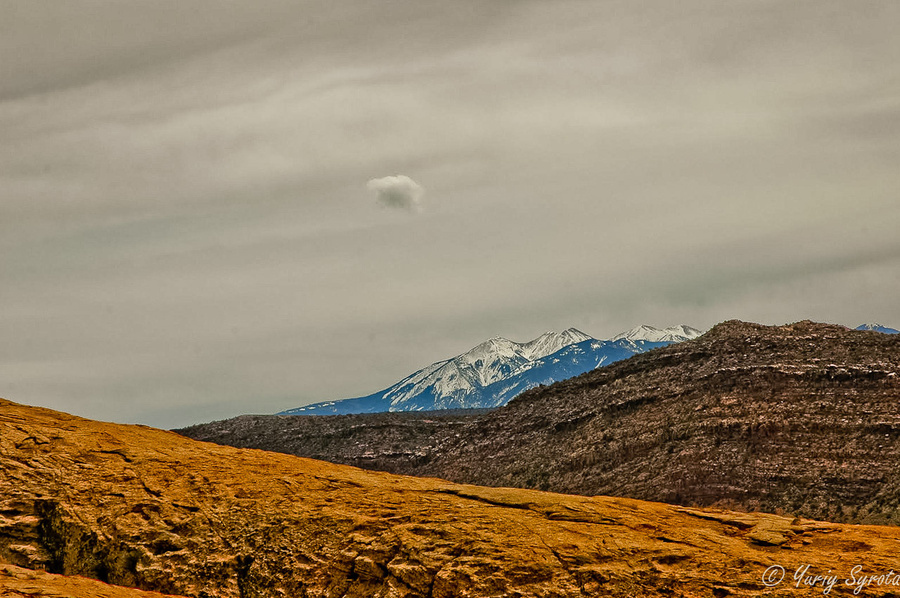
[282,324,700,415]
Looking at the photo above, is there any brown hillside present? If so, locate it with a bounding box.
[5,398,900,597]
[177,410,483,476]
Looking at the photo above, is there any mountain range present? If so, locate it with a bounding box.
[280,324,703,415]
[181,320,900,526]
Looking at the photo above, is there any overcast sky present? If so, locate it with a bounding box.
[2,0,899,428]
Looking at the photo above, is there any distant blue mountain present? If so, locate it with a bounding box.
[280,325,701,416]
[855,323,899,334]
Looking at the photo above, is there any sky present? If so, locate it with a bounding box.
[2,0,899,429]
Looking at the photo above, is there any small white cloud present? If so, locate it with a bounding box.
[367,175,424,211]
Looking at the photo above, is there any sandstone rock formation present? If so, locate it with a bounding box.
[4,398,900,597]
[181,321,900,525]
[1,561,184,598]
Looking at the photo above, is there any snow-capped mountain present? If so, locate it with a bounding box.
[439,328,592,388]
[280,325,700,416]
[611,324,704,343]
[471,338,670,408]
[855,323,899,334]
[519,328,594,360]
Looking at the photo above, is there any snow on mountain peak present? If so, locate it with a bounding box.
[467,336,516,355]
[611,324,703,343]
[665,325,704,339]
[564,327,593,340]
[452,337,527,387]
[521,328,594,360]
[451,329,598,387]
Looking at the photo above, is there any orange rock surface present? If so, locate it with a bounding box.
[2,398,900,597]
[1,561,185,597]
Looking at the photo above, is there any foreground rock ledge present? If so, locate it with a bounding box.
[1,399,899,597]
[1,561,184,598]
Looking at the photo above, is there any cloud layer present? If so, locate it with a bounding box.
[367,175,424,211]
[1,0,898,428]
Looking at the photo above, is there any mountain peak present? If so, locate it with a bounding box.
[462,336,520,359]
[563,327,592,339]
[520,328,594,360]
[611,324,703,343]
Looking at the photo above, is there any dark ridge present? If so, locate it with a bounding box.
[175,409,491,475]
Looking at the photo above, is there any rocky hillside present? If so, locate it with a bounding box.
[180,321,900,526]
[178,409,486,475]
[7,398,900,597]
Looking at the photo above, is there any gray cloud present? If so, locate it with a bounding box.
[1,0,899,429]
[367,175,425,211]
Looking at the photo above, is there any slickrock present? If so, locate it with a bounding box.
[3,398,900,597]
[1,560,186,597]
